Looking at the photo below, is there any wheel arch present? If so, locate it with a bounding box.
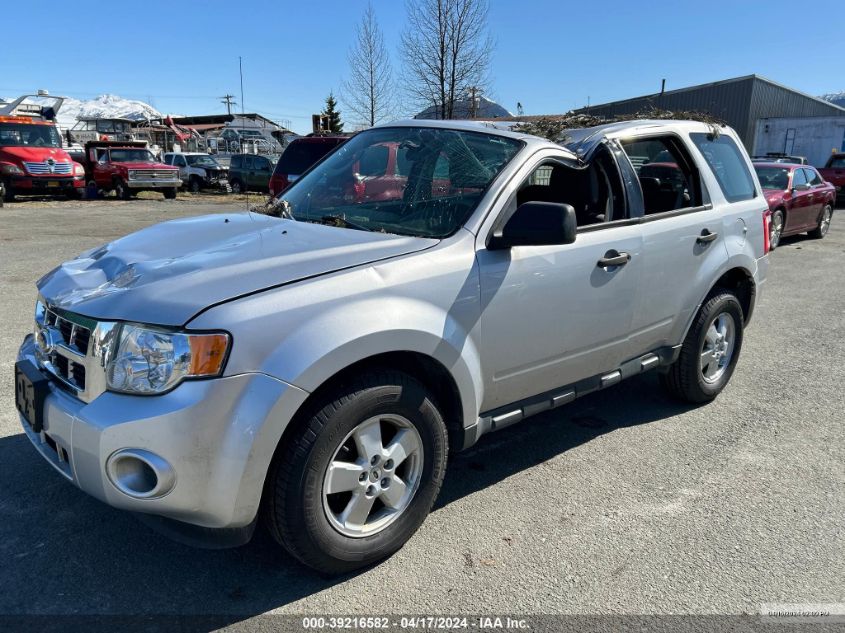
[277,351,466,461]
[706,266,756,326]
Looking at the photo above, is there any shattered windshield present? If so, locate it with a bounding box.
[278,126,523,238]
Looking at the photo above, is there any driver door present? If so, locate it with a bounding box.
[476,157,643,411]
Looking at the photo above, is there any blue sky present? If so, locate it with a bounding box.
[1,0,842,133]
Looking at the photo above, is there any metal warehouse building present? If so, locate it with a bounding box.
[574,75,845,159]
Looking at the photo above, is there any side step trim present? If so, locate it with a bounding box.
[461,346,675,450]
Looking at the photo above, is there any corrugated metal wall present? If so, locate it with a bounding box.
[575,77,845,149]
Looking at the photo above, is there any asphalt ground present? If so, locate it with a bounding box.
[0,195,842,631]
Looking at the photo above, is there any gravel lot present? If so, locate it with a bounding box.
[0,197,842,627]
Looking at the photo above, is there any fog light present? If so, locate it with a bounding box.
[106,449,175,499]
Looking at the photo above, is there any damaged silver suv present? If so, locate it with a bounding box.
[15,119,769,573]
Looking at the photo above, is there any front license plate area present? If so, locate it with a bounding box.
[15,360,49,433]
[47,181,59,188]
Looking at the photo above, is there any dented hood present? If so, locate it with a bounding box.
[37,212,437,326]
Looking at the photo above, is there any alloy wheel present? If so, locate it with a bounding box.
[322,414,424,538]
[820,206,832,236]
[700,312,736,384]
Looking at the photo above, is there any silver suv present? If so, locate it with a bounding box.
[15,120,769,573]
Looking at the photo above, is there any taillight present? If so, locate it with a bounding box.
[762,209,772,253]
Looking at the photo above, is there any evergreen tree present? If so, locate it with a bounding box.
[322,93,344,133]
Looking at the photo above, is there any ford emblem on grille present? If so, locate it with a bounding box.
[35,325,61,356]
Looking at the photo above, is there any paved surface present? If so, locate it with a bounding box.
[0,198,842,625]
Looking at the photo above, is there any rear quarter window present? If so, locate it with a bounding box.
[690,133,757,203]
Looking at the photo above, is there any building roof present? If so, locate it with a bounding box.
[582,74,845,115]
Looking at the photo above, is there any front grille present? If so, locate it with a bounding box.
[129,170,177,180]
[24,161,73,175]
[43,308,92,355]
[38,307,94,392]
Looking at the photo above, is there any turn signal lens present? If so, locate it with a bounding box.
[188,333,229,376]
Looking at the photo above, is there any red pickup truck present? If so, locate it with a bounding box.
[81,141,181,199]
[818,153,845,203]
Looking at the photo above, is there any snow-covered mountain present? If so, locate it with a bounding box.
[0,94,162,131]
[820,91,845,108]
[55,94,161,131]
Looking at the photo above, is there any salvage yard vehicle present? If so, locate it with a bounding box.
[269,135,347,196]
[68,117,135,145]
[228,153,273,193]
[818,153,845,203]
[81,141,181,199]
[15,119,769,574]
[0,94,86,202]
[163,152,230,193]
[754,162,836,248]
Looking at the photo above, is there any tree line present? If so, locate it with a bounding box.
[321,0,493,132]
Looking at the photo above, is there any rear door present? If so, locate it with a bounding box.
[620,134,728,354]
[805,168,827,226]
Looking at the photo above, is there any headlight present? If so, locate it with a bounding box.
[73,163,85,177]
[1,164,24,176]
[127,170,137,179]
[106,324,230,395]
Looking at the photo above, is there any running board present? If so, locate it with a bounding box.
[462,347,677,450]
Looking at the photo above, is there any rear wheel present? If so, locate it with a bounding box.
[660,290,744,404]
[808,204,832,239]
[769,209,784,249]
[264,370,448,574]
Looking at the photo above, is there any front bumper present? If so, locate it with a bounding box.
[17,335,309,530]
[126,178,182,189]
[8,175,84,193]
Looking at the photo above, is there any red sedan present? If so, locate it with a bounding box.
[753,163,836,249]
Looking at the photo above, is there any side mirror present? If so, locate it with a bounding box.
[488,202,577,250]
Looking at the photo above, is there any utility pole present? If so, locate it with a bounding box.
[220,94,236,115]
[468,86,481,118]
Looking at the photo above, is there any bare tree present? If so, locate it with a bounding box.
[342,2,393,128]
[401,0,492,119]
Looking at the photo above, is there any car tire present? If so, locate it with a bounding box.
[660,290,744,404]
[231,179,244,194]
[3,183,14,203]
[115,179,132,200]
[189,177,202,193]
[769,209,784,249]
[163,188,177,200]
[808,204,832,239]
[264,370,448,574]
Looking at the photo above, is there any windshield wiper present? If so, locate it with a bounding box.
[318,214,373,232]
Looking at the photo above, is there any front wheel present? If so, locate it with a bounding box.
[114,179,132,200]
[230,179,244,194]
[189,178,202,193]
[808,204,832,239]
[163,188,177,200]
[660,291,744,404]
[265,371,448,574]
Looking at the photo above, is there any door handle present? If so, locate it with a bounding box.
[697,229,718,244]
[597,250,631,268]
